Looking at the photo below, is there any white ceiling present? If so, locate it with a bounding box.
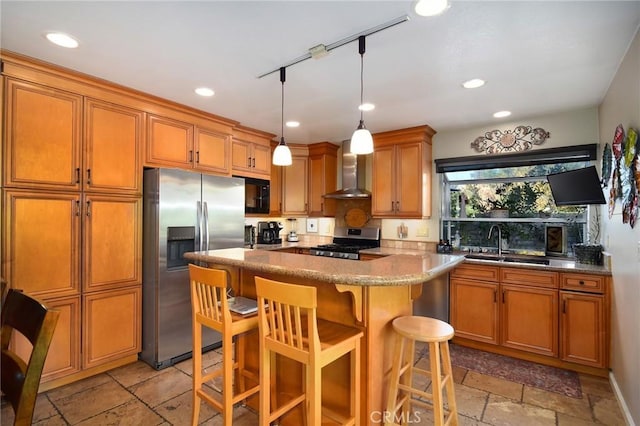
[2,1,639,144]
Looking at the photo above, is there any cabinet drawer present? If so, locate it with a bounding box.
[500,267,558,289]
[561,273,605,293]
[452,263,500,281]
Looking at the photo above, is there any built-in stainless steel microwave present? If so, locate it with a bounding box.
[236,176,270,214]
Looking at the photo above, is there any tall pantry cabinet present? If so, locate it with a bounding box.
[2,68,142,388]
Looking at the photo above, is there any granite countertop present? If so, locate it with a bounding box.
[184,248,465,286]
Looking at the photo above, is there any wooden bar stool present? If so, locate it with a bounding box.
[188,264,260,426]
[385,316,458,426]
[255,276,364,426]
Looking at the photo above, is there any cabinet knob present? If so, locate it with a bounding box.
[247,156,252,167]
[86,200,91,217]
[195,151,200,163]
[86,169,91,185]
[252,157,256,168]
[579,280,585,285]
[75,168,80,184]
[189,150,194,162]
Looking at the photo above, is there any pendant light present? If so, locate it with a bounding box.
[350,35,374,155]
[272,67,293,166]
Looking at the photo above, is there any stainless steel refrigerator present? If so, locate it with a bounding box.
[141,168,244,369]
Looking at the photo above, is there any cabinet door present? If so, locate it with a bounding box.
[3,190,81,298]
[395,142,422,217]
[308,154,337,217]
[270,162,283,217]
[501,284,558,356]
[83,286,142,368]
[83,195,142,292]
[195,127,231,175]
[372,145,396,217]
[84,98,143,194]
[145,114,194,167]
[282,156,309,216]
[450,278,499,344]
[231,139,254,173]
[12,296,81,382]
[4,79,82,190]
[560,292,605,367]
[252,143,271,176]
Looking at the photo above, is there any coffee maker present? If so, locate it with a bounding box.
[257,221,282,244]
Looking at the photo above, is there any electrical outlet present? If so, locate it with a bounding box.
[416,226,429,237]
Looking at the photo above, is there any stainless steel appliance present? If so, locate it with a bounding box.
[141,168,245,369]
[309,227,380,260]
[257,221,282,244]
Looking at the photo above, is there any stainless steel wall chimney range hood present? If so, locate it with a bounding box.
[323,140,371,199]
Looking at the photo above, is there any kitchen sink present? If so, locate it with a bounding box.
[465,253,550,265]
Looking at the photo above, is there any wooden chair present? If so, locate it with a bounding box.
[385,316,458,426]
[188,264,260,426]
[1,289,60,426]
[255,276,363,426]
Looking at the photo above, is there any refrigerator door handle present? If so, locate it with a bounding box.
[203,201,210,250]
[197,200,203,251]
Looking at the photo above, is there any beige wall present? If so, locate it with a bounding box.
[598,27,640,424]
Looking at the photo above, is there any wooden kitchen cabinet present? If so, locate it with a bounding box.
[308,142,338,217]
[560,272,608,368]
[231,125,272,179]
[269,141,283,216]
[2,190,81,299]
[501,284,558,356]
[84,98,144,194]
[452,261,611,374]
[12,295,81,383]
[3,79,83,191]
[451,277,499,344]
[83,286,142,368]
[3,81,145,194]
[145,113,194,168]
[282,145,309,216]
[195,126,232,175]
[371,125,435,218]
[82,194,142,292]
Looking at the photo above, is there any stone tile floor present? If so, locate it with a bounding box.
[1,342,626,425]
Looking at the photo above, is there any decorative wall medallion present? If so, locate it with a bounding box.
[471,126,550,154]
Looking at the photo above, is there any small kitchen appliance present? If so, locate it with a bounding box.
[287,218,299,242]
[309,227,380,260]
[257,221,282,244]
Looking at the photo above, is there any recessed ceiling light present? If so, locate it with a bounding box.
[462,79,485,89]
[45,32,79,48]
[286,121,300,128]
[195,87,214,97]
[414,0,449,17]
[493,110,512,118]
[359,103,375,112]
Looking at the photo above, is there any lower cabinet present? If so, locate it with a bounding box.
[13,296,81,382]
[450,263,610,371]
[560,291,606,368]
[83,286,142,368]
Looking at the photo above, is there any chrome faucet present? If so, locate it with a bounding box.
[488,224,503,257]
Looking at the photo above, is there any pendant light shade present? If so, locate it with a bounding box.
[273,67,292,166]
[350,36,373,155]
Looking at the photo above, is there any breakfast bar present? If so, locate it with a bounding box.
[184,248,464,424]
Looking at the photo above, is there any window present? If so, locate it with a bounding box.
[436,144,599,256]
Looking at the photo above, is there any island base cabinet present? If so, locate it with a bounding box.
[560,291,606,368]
[450,278,499,344]
[501,285,558,357]
[11,296,81,384]
[82,286,142,369]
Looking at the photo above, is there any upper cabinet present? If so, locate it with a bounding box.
[231,126,273,179]
[282,144,309,216]
[145,113,236,176]
[4,79,83,191]
[371,125,435,218]
[3,80,144,195]
[308,142,338,217]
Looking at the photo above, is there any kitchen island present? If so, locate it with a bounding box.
[184,248,464,425]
